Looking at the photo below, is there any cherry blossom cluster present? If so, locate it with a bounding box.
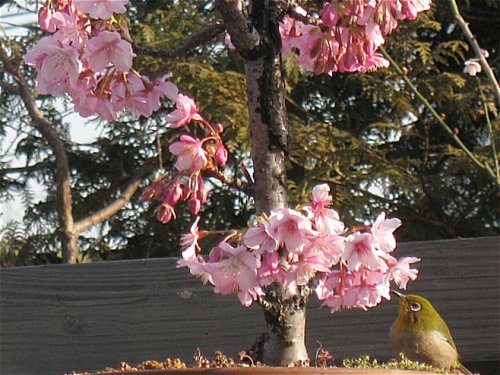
[24,0,179,121]
[140,98,228,222]
[178,184,419,309]
[24,0,424,313]
[280,0,432,74]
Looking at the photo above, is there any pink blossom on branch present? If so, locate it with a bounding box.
[271,208,316,254]
[174,184,416,309]
[168,135,208,172]
[73,0,130,19]
[83,31,134,72]
[166,94,203,128]
[304,183,345,235]
[38,4,57,32]
[342,232,388,272]
[280,0,431,74]
[209,242,264,307]
[386,255,420,289]
[180,217,202,261]
[371,212,402,252]
[24,35,81,95]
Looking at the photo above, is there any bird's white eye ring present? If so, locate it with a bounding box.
[410,302,421,311]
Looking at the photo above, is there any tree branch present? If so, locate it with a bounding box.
[214,0,261,56]
[134,22,226,59]
[73,160,155,234]
[0,159,52,175]
[205,166,253,196]
[0,40,78,263]
[380,46,500,188]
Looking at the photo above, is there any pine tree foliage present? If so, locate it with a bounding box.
[0,0,498,265]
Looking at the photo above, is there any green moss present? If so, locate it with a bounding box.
[343,353,451,373]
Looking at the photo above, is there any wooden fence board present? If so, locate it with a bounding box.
[0,237,499,375]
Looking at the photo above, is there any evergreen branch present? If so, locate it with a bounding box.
[447,0,500,109]
[134,22,226,59]
[380,46,500,188]
[0,78,20,94]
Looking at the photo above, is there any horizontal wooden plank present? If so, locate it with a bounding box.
[0,237,499,375]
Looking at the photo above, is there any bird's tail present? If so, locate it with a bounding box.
[454,361,474,375]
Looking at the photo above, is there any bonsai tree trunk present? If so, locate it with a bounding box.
[216,0,309,365]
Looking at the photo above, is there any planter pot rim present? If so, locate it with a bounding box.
[86,367,452,375]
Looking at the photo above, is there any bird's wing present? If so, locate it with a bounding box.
[436,330,456,349]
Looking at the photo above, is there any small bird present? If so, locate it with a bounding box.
[390,291,472,374]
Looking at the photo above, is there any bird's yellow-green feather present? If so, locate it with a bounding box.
[390,293,473,374]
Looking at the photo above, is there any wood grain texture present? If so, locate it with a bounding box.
[1,237,499,375]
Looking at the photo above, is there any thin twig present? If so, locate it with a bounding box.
[447,0,500,109]
[205,167,252,196]
[134,22,226,59]
[477,76,500,182]
[380,46,499,187]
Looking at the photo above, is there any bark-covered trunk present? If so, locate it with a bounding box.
[216,0,309,365]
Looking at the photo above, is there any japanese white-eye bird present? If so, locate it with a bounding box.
[390,291,472,374]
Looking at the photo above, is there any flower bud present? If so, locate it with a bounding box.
[165,181,183,206]
[212,123,225,134]
[38,5,57,33]
[214,143,228,166]
[189,198,201,215]
[155,203,176,223]
[139,186,156,202]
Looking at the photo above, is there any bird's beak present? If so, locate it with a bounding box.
[391,289,406,300]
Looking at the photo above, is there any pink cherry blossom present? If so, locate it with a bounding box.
[52,6,91,48]
[303,233,344,268]
[166,94,202,128]
[342,232,387,271]
[464,60,481,76]
[305,183,345,235]
[316,269,356,312]
[83,31,134,72]
[169,135,208,171]
[152,74,179,102]
[24,36,81,95]
[38,4,57,32]
[209,242,263,306]
[70,86,118,121]
[185,173,208,215]
[73,0,130,19]
[371,212,401,252]
[180,217,201,261]
[400,0,432,20]
[257,252,284,286]
[286,255,330,286]
[177,256,213,285]
[346,270,391,310]
[388,256,420,289]
[280,1,431,75]
[270,208,315,254]
[243,221,279,253]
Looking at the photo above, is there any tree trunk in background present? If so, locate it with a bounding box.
[216,0,309,365]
